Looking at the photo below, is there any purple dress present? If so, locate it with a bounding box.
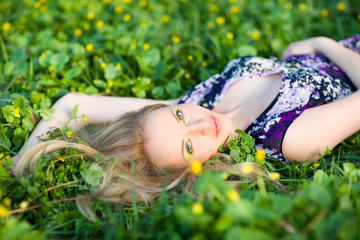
[178,34,360,162]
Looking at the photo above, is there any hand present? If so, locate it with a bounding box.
[280,37,327,60]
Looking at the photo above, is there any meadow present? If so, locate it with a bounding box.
[1,0,360,239]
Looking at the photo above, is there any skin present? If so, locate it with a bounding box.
[11,36,360,169]
[143,104,235,168]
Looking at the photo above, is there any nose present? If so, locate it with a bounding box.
[185,118,211,135]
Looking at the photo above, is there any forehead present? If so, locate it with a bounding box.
[143,106,185,168]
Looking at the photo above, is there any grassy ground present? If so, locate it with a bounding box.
[1,0,360,239]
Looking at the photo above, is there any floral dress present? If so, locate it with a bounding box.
[178,34,360,162]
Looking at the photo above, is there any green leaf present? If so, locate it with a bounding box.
[237,45,257,57]
[151,86,164,98]
[104,64,119,81]
[22,118,34,132]
[313,170,329,185]
[343,162,356,176]
[30,92,46,103]
[93,79,106,88]
[0,135,11,150]
[1,105,15,123]
[50,53,70,73]
[165,82,181,99]
[0,163,10,177]
[38,79,57,86]
[39,109,56,121]
[39,50,54,67]
[64,66,82,80]
[80,163,105,187]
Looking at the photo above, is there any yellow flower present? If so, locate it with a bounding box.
[122,0,133,3]
[116,63,122,71]
[255,149,265,162]
[216,17,226,25]
[3,198,11,207]
[321,9,329,17]
[313,163,320,169]
[14,108,20,118]
[299,3,307,10]
[3,22,11,32]
[54,153,65,162]
[185,73,191,79]
[0,205,8,218]
[210,4,219,12]
[34,1,41,8]
[229,0,236,3]
[143,43,149,51]
[83,117,88,122]
[171,36,181,45]
[66,130,73,137]
[40,6,47,13]
[20,201,28,209]
[201,61,207,67]
[240,163,255,175]
[74,28,82,37]
[226,32,234,40]
[226,189,239,202]
[83,23,90,31]
[295,166,300,171]
[130,43,137,50]
[285,3,292,10]
[189,160,202,175]
[161,15,169,23]
[103,0,111,4]
[251,31,260,40]
[230,6,241,14]
[269,172,280,181]
[97,20,104,28]
[40,0,46,3]
[192,202,203,215]
[139,0,147,7]
[87,12,95,20]
[115,6,123,14]
[187,55,193,61]
[108,81,114,88]
[123,13,131,22]
[86,44,94,52]
[336,2,345,11]
[100,62,106,68]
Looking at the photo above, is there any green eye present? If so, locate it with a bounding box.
[176,109,184,122]
[185,139,193,155]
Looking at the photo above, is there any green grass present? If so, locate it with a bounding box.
[1,0,360,239]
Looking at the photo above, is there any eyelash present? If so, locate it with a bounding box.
[174,108,193,158]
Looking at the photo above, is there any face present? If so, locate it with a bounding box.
[143,104,233,168]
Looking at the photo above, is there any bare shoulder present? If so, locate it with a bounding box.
[282,91,360,162]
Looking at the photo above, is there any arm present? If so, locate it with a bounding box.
[282,90,360,162]
[17,93,179,158]
[281,36,360,88]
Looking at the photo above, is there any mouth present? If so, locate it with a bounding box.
[211,116,221,137]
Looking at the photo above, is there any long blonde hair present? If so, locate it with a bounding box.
[15,104,196,221]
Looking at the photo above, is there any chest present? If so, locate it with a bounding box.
[213,73,282,127]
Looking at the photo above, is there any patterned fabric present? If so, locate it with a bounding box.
[178,34,360,162]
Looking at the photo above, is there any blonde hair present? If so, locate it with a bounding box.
[15,104,196,221]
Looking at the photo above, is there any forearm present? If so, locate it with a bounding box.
[314,37,360,88]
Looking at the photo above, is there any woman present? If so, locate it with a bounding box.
[12,34,360,211]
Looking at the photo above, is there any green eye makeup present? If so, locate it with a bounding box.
[185,139,193,159]
[175,108,184,122]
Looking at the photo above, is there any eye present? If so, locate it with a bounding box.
[175,109,184,122]
[185,139,193,156]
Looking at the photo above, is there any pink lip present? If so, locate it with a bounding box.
[211,116,221,137]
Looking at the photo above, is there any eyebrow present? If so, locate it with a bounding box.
[170,108,187,163]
